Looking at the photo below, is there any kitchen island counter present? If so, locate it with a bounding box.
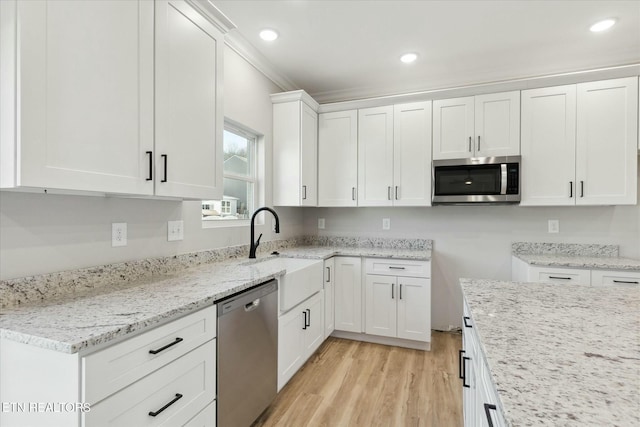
[461,278,639,426]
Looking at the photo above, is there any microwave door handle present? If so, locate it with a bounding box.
[500,164,507,195]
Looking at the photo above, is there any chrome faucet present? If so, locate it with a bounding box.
[249,207,280,258]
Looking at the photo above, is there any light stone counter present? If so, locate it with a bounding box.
[461,278,640,427]
[512,242,640,271]
[0,237,430,354]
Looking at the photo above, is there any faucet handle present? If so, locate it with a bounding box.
[255,233,263,247]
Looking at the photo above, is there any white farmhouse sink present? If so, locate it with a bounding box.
[257,257,323,313]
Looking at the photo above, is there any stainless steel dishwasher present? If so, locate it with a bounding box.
[217,279,278,427]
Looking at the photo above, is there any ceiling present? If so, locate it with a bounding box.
[212,0,640,103]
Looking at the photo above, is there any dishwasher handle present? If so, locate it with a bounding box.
[245,298,261,312]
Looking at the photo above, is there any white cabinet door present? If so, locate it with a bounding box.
[303,291,325,357]
[4,0,154,194]
[397,277,431,342]
[334,257,362,333]
[520,85,577,206]
[300,102,319,206]
[474,91,520,158]
[277,306,305,391]
[393,101,432,206]
[272,93,318,207]
[433,96,475,160]
[358,106,394,206]
[324,258,336,338]
[154,0,223,200]
[365,275,397,338]
[318,110,358,206]
[576,77,638,205]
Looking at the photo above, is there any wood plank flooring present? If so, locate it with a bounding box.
[253,331,463,427]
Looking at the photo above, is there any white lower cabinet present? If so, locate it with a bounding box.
[277,290,324,391]
[462,301,506,427]
[324,257,336,338]
[184,403,216,427]
[85,341,215,426]
[334,257,363,333]
[512,256,639,287]
[0,306,217,427]
[364,259,431,343]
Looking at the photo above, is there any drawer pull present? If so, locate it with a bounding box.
[388,266,405,270]
[326,266,331,282]
[146,151,153,181]
[149,337,184,355]
[458,350,465,380]
[302,310,308,330]
[613,280,639,284]
[463,316,472,328]
[462,356,470,388]
[148,393,183,417]
[306,308,311,327]
[548,276,571,280]
[484,403,497,427]
[399,284,403,300]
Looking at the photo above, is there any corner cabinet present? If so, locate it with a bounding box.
[521,77,638,206]
[318,110,359,206]
[272,90,319,206]
[433,91,520,160]
[0,0,229,200]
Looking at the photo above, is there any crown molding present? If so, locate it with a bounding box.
[186,0,236,33]
[270,90,319,111]
[224,31,299,92]
[316,63,640,113]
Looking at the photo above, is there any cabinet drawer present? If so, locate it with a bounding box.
[591,270,640,287]
[84,340,215,426]
[365,258,430,277]
[530,266,590,285]
[184,401,215,427]
[84,305,216,404]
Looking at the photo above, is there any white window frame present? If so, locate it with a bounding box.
[202,120,262,229]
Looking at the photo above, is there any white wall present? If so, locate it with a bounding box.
[302,185,640,330]
[0,46,304,280]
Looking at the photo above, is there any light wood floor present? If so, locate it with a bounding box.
[254,331,463,427]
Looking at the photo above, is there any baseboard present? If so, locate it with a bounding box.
[330,330,431,351]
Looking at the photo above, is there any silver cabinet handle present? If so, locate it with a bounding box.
[326,266,331,282]
[302,185,307,200]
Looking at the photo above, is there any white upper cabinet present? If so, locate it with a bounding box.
[576,77,638,205]
[520,85,577,206]
[393,101,433,206]
[272,90,319,206]
[433,91,520,160]
[358,106,394,206]
[521,77,638,206]
[154,0,225,200]
[0,0,229,199]
[318,110,358,207]
[1,0,154,194]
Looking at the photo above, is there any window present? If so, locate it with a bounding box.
[202,124,257,222]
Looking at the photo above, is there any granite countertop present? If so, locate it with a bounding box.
[513,253,640,271]
[0,238,430,354]
[461,278,640,427]
[512,241,640,271]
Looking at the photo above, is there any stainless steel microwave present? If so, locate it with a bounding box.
[432,156,521,204]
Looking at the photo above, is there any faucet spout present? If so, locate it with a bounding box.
[249,207,280,258]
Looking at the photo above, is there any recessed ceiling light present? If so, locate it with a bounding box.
[590,19,616,32]
[259,29,279,41]
[400,53,418,64]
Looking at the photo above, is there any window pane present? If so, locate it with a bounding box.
[202,180,254,221]
[223,130,252,177]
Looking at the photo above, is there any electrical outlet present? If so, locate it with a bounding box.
[168,220,184,241]
[318,218,325,229]
[382,218,390,230]
[548,219,559,233]
[112,223,127,247]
